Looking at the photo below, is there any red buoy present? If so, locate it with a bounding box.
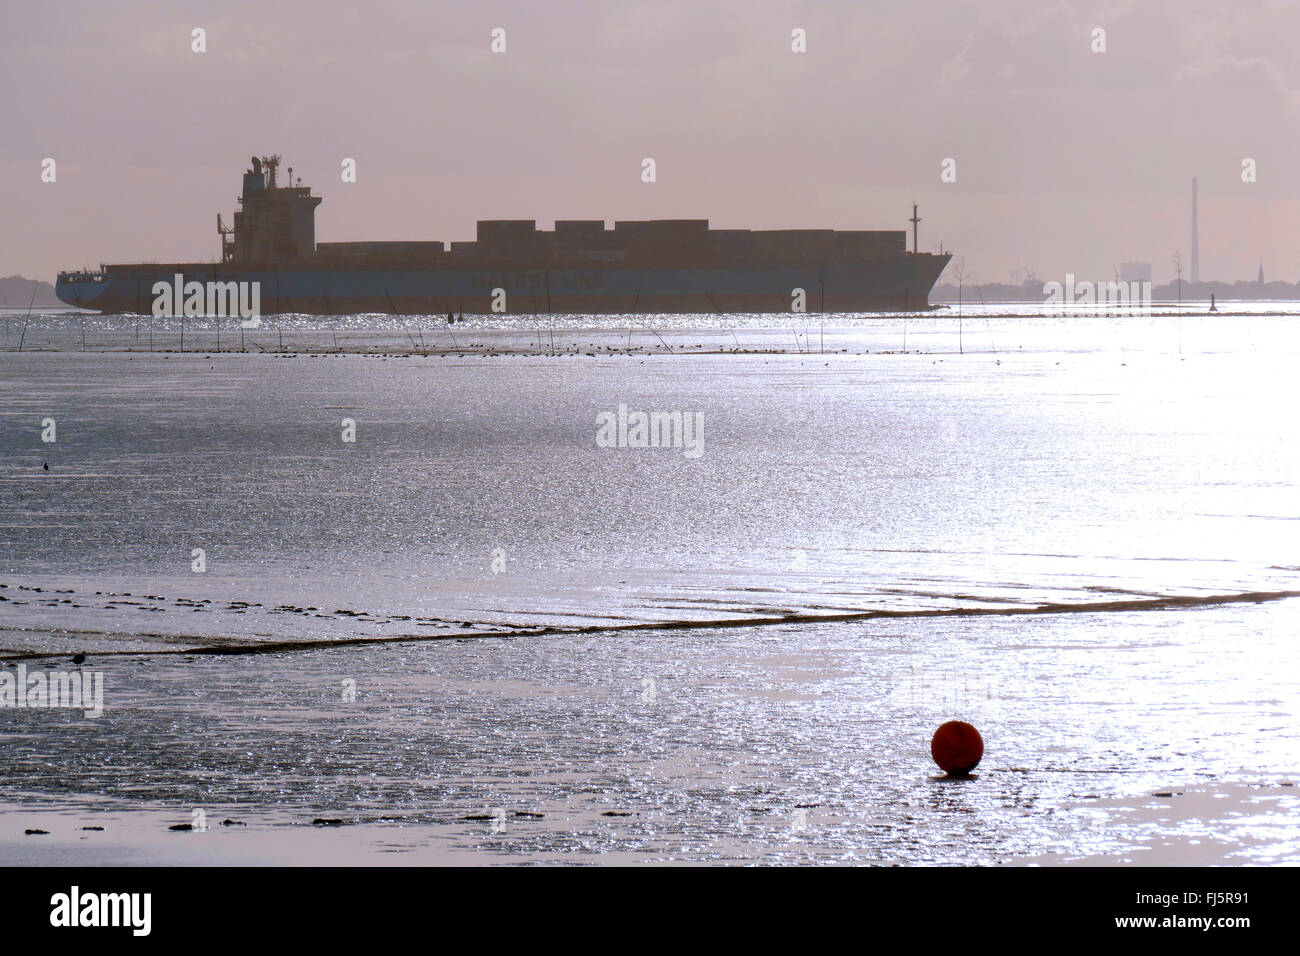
[931,721,983,774]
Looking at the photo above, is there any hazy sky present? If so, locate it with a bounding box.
[3,0,1297,285]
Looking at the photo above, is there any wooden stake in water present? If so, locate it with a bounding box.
[18,278,36,352]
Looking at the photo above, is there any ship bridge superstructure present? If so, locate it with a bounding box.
[219,155,321,264]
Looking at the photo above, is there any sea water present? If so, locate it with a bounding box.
[0,310,1297,863]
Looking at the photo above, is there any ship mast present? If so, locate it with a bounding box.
[261,155,282,189]
[217,214,235,262]
[909,202,921,254]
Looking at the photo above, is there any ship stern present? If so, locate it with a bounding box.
[56,271,112,311]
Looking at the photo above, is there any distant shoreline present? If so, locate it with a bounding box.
[932,279,1300,304]
[0,276,60,309]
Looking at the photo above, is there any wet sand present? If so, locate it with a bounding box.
[6,781,1296,866]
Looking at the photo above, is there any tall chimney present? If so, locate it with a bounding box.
[1191,177,1200,284]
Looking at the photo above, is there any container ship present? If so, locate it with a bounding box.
[57,155,951,315]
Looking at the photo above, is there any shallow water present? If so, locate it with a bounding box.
[1,313,1298,863]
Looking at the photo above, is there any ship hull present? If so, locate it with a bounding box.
[57,257,951,315]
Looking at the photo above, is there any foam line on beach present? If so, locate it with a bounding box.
[4,588,1296,662]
